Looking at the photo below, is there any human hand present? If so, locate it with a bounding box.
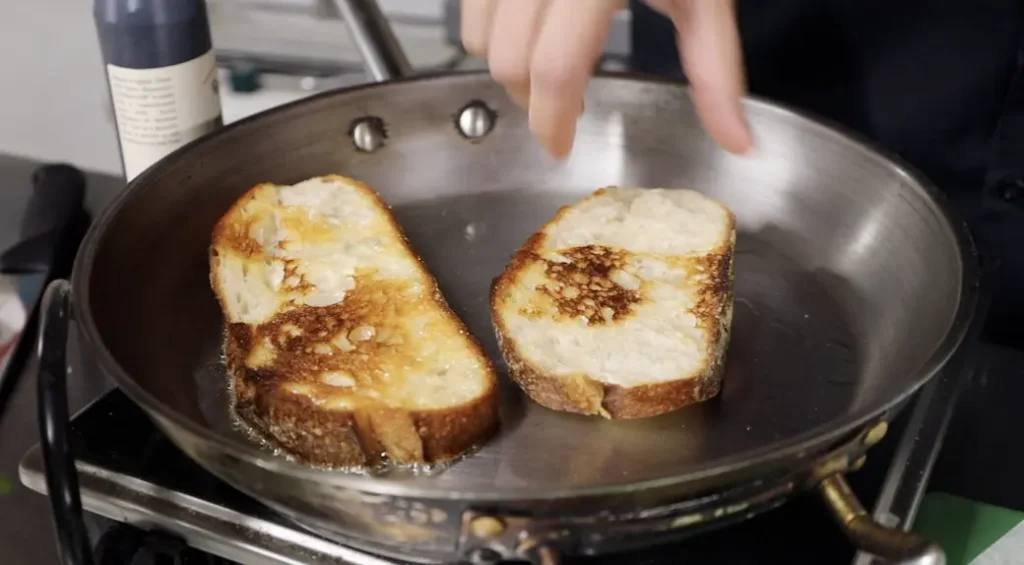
[461,0,752,158]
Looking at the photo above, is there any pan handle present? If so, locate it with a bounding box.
[36,279,95,565]
[819,474,944,565]
[330,0,414,82]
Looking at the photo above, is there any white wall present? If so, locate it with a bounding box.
[0,0,450,177]
[0,1,627,179]
[0,0,122,175]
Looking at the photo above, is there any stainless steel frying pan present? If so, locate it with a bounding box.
[36,1,976,564]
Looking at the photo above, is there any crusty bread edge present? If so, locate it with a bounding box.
[210,175,500,467]
[490,188,736,420]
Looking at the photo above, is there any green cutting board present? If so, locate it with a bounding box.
[914,492,1024,565]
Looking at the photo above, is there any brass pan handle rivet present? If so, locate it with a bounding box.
[469,515,505,538]
[350,116,386,152]
[863,420,888,447]
[457,101,496,139]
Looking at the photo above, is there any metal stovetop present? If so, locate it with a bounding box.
[15,330,976,565]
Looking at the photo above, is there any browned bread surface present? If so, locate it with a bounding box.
[491,187,736,419]
[211,175,499,467]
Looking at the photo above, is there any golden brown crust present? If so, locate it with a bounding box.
[527,245,641,325]
[230,369,500,467]
[211,182,278,259]
[491,188,735,419]
[212,176,500,468]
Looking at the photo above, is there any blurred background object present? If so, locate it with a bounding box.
[0,0,629,179]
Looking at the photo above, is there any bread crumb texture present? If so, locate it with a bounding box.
[492,187,736,419]
[211,175,498,467]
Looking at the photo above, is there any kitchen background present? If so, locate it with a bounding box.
[0,0,629,190]
[4,4,1024,565]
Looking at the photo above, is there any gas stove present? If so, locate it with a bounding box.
[16,335,975,565]
[6,158,1023,565]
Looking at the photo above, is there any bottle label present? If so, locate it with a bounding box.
[106,50,223,181]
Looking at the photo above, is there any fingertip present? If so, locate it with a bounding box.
[548,137,574,160]
[709,120,755,155]
[533,121,576,161]
[690,86,754,154]
[721,123,754,155]
[526,90,580,160]
[727,114,755,154]
[460,0,496,57]
[670,0,750,154]
[726,98,755,154]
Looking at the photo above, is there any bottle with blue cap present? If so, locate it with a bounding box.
[94,0,224,182]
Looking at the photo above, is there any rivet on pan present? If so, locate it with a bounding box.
[469,516,505,538]
[349,117,386,152]
[456,101,496,139]
[863,420,888,447]
[851,455,867,471]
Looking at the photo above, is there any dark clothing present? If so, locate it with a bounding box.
[631,0,1024,347]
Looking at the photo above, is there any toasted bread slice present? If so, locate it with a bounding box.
[210,175,499,468]
[491,187,736,419]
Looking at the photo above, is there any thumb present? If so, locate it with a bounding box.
[666,0,752,153]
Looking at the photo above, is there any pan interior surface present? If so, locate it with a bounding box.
[81,74,969,497]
